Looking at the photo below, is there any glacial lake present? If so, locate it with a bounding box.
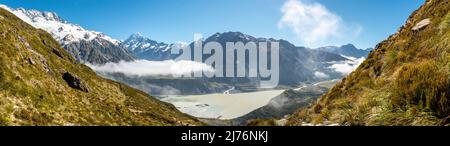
[161,90,285,120]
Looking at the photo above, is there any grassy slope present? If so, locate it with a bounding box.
[287,0,450,126]
[0,8,202,126]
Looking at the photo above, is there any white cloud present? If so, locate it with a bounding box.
[278,0,361,47]
[87,60,214,77]
[314,71,330,79]
[328,57,365,75]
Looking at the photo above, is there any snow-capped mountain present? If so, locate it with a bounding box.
[122,33,188,61]
[122,32,270,61]
[0,4,135,64]
[0,5,118,45]
[123,33,170,53]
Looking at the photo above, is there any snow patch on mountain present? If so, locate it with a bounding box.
[0,4,119,45]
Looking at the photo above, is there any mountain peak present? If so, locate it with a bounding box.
[1,5,65,23]
[221,31,245,36]
[1,4,119,45]
[1,4,135,64]
[130,32,143,38]
[222,31,252,38]
[341,43,357,49]
[206,31,257,42]
[123,33,170,57]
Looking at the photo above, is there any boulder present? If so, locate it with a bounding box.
[27,57,35,65]
[62,72,88,92]
[52,48,64,58]
[412,18,431,31]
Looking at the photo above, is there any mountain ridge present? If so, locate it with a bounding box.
[0,5,136,64]
[317,44,371,58]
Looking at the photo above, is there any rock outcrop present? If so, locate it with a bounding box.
[62,72,89,92]
[412,18,431,31]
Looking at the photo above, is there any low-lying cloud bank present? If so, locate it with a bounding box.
[314,71,330,79]
[87,60,214,77]
[328,56,365,75]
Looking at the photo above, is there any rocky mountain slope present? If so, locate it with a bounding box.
[287,0,450,126]
[0,5,135,64]
[317,44,371,58]
[0,7,201,126]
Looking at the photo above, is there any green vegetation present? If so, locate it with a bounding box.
[247,119,276,126]
[392,60,449,118]
[287,0,450,126]
[0,8,202,126]
[439,12,450,31]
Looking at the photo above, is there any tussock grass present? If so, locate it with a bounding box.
[0,8,202,126]
[287,0,450,126]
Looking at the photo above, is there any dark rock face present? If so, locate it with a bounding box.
[52,48,64,58]
[27,57,35,65]
[62,72,89,92]
[63,38,136,64]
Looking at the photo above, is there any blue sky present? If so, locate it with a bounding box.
[1,0,424,49]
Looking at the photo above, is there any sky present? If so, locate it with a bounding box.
[0,0,424,49]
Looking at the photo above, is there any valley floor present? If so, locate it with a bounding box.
[161,90,285,120]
